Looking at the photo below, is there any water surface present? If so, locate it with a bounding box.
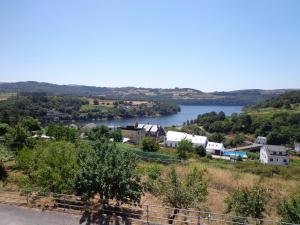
[95,105,243,127]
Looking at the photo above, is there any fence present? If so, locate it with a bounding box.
[0,191,299,225]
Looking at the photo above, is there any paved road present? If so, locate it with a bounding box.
[0,203,85,225]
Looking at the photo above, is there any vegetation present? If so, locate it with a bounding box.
[0,81,287,105]
[277,193,300,223]
[225,184,270,224]
[150,166,208,223]
[176,140,194,159]
[142,137,159,152]
[75,140,142,204]
[0,92,180,124]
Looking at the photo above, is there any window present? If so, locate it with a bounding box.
[270,158,273,162]
[283,159,287,163]
[279,152,282,155]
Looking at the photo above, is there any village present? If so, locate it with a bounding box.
[114,123,296,166]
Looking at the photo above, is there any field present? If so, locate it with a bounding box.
[0,93,15,101]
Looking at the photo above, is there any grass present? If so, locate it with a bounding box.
[117,143,178,162]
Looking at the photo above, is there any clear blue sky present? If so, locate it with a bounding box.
[0,0,299,91]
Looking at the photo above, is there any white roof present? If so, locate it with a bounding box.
[186,134,207,145]
[166,131,187,142]
[206,142,224,150]
[166,131,207,145]
[137,124,145,129]
[143,124,152,132]
[150,125,159,133]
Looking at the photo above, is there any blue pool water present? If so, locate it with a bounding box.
[222,151,248,158]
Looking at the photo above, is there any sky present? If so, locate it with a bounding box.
[0,0,299,92]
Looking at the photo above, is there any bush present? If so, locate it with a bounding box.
[195,145,206,157]
[176,140,194,159]
[15,148,33,172]
[225,184,269,223]
[277,193,300,223]
[0,123,9,136]
[0,162,7,181]
[142,137,159,152]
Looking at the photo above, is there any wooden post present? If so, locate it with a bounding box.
[146,205,149,224]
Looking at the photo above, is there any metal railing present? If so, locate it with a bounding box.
[0,191,299,225]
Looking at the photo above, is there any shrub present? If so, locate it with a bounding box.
[195,145,206,157]
[142,137,159,152]
[277,193,300,223]
[176,140,194,159]
[225,184,270,223]
[0,162,7,181]
[15,148,34,172]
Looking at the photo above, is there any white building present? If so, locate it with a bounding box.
[260,145,289,166]
[164,131,207,148]
[206,142,225,155]
[255,136,267,145]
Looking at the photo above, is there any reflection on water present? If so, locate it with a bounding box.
[95,105,243,127]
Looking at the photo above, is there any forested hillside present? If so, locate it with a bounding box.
[0,81,293,105]
[0,92,180,125]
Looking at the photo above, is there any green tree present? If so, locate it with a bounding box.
[75,140,142,204]
[20,117,41,132]
[111,129,123,142]
[5,125,30,150]
[176,140,194,159]
[0,123,9,136]
[195,145,206,157]
[87,126,110,141]
[277,193,300,223]
[225,184,269,224]
[46,125,78,142]
[29,141,78,193]
[209,132,225,143]
[152,166,208,223]
[142,137,159,152]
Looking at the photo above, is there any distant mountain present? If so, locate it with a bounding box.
[0,81,295,106]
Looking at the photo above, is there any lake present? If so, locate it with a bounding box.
[95,105,243,128]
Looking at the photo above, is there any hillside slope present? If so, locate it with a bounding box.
[0,81,295,105]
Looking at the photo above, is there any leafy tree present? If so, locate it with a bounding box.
[15,148,34,172]
[195,145,206,157]
[209,132,225,143]
[87,126,110,141]
[142,137,159,152]
[46,125,78,142]
[5,125,31,150]
[110,129,123,142]
[0,123,9,136]
[176,140,194,159]
[225,184,269,224]
[20,117,41,132]
[277,193,300,223]
[29,141,78,193]
[151,166,208,223]
[75,140,142,204]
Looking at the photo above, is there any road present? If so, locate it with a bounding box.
[0,203,85,225]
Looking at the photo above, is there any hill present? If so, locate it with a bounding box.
[0,81,295,106]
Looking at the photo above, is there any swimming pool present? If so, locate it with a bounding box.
[222,151,248,158]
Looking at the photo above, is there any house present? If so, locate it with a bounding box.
[164,131,207,148]
[260,145,289,166]
[255,136,267,145]
[120,126,145,144]
[294,143,300,154]
[137,124,165,141]
[206,142,225,155]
